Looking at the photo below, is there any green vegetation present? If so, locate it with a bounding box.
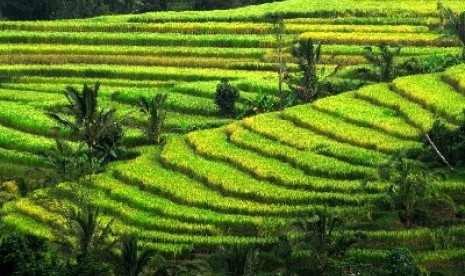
[2,0,465,274]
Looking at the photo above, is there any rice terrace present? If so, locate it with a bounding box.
[2,0,465,274]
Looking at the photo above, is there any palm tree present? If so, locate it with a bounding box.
[362,44,401,82]
[379,153,440,228]
[138,93,167,145]
[438,4,465,61]
[209,245,262,276]
[54,199,114,266]
[288,209,364,275]
[47,82,124,166]
[115,235,157,276]
[285,39,338,105]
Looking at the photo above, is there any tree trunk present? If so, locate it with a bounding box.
[424,133,454,171]
[278,34,284,110]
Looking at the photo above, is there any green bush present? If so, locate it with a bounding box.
[214,78,240,117]
[382,248,418,276]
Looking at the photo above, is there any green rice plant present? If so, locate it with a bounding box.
[226,124,381,184]
[392,73,465,124]
[443,63,465,93]
[111,219,274,247]
[284,17,441,27]
[0,147,45,167]
[1,212,53,239]
[0,101,63,136]
[0,54,260,70]
[312,92,422,140]
[0,88,65,107]
[190,127,378,184]
[88,173,276,228]
[0,163,37,178]
[0,31,278,48]
[0,21,432,35]
[355,83,436,131]
[0,64,275,82]
[417,249,465,269]
[0,124,56,154]
[161,135,385,206]
[53,185,217,235]
[286,24,430,34]
[282,106,422,153]
[320,45,461,57]
[0,44,267,59]
[299,31,458,47]
[125,0,465,23]
[241,113,388,166]
[110,146,316,217]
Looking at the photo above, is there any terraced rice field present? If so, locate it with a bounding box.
[2,0,465,272]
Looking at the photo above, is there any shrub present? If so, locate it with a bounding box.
[240,90,276,117]
[214,78,240,117]
[382,248,418,276]
[400,54,462,74]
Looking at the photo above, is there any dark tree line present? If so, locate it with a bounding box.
[0,0,282,20]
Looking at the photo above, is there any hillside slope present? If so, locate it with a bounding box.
[4,65,465,271]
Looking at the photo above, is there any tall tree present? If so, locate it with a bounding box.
[47,82,124,168]
[285,39,338,105]
[438,3,465,61]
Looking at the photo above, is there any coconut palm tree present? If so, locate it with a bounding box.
[285,39,338,105]
[47,82,124,167]
[288,209,365,275]
[114,235,157,276]
[362,44,401,82]
[53,198,115,275]
[138,93,167,145]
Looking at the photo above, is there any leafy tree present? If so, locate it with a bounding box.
[362,44,401,82]
[113,235,157,276]
[214,78,240,117]
[0,233,64,275]
[285,39,338,105]
[53,197,115,274]
[379,153,441,228]
[138,93,168,145]
[438,3,465,61]
[287,209,365,275]
[47,82,124,170]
